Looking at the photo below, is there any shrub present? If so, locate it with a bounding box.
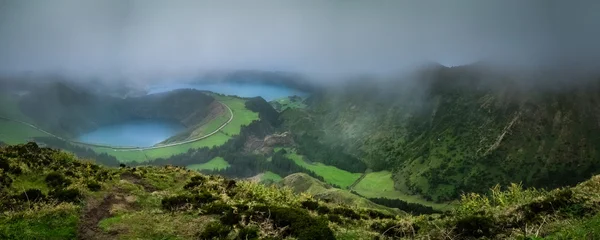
[327,214,344,224]
[162,195,192,210]
[220,211,241,226]
[300,200,319,211]
[251,205,335,240]
[191,175,207,183]
[94,170,111,182]
[50,189,82,203]
[183,176,207,190]
[162,192,217,211]
[0,157,10,172]
[226,179,237,189]
[237,226,259,240]
[234,204,250,212]
[370,220,417,238]
[198,222,231,239]
[45,172,71,189]
[86,182,102,192]
[316,205,330,214]
[453,214,496,238]
[15,189,45,202]
[64,170,75,177]
[196,191,217,205]
[202,202,234,215]
[332,207,361,220]
[364,209,394,219]
[0,174,12,189]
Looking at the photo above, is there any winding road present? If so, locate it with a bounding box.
[0,101,234,151]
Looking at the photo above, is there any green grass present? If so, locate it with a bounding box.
[176,104,232,141]
[0,95,50,144]
[284,150,361,188]
[548,214,600,239]
[98,211,210,239]
[143,133,230,160]
[0,95,31,121]
[261,171,282,182]
[0,120,50,144]
[87,132,231,163]
[353,171,453,210]
[87,146,148,162]
[187,157,230,171]
[0,204,79,240]
[212,95,259,136]
[10,173,51,194]
[198,113,230,135]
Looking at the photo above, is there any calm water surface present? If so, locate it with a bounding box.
[78,83,305,147]
[76,120,184,147]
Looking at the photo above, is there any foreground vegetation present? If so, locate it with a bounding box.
[1,143,600,239]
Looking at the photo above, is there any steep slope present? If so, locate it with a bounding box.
[282,65,600,202]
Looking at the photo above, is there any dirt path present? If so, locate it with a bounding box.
[0,101,233,151]
[77,193,127,240]
[119,172,159,192]
[77,172,156,239]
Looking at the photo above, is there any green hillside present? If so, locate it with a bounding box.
[282,65,600,202]
[2,143,600,239]
[280,173,404,216]
[284,149,361,188]
[187,157,230,171]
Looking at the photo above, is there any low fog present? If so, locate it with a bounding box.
[0,0,599,81]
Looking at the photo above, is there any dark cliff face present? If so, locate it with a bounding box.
[283,65,600,202]
[18,83,215,137]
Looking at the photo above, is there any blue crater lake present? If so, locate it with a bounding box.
[147,82,306,101]
[77,120,185,147]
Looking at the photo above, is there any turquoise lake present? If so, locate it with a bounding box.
[76,120,185,147]
[147,82,306,101]
[77,82,305,147]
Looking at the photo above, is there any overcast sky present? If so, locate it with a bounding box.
[0,0,598,79]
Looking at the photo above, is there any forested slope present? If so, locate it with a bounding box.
[282,64,600,202]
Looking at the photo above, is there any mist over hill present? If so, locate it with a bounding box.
[281,64,600,201]
[1,0,599,80]
[2,0,600,239]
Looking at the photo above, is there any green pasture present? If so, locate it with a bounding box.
[187,157,230,171]
[284,149,361,188]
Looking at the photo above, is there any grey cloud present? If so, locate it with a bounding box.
[0,0,597,80]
